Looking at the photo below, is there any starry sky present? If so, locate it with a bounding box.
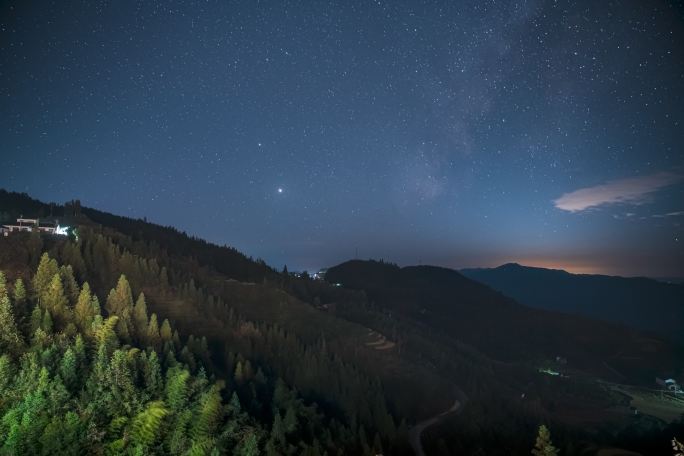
[1,0,683,277]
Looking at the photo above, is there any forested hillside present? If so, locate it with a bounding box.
[0,251,387,454]
[461,263,684,342]
[326,260,681,381]
[0,256,266,454]
[1,189,682,455]
[0,190,419,454]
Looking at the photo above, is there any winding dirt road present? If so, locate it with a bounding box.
[408,398,463,456]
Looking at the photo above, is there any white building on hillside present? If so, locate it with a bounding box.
[1,217,64,236]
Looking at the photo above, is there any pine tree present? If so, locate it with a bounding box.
[144,350,163,396]
[272,411,286,444]
[172,330,181,350]
[60,347,77,391]
[133,292,149,342]
[273,378,290,408]
[254,368,267,385]
[168,409,193,454]
[166,368,190,412]
[33,253,59,300]
[13,278,26,306]
[11,278,28,325]
[234,361,245,385]
[283,405,298,434]
[147,313,161,350]
[107,349,137,415]
[179,346,196,372]
[89,342,109,395]
[41,308,54,333]
[197,336,209,358]
[0,292,23,353]
[106,275,134,316]
[160,318,173,343]
[61,241,86,279]
[59,265,80,305]
[30,304,43,334]
[95,315,120,356]
[74,282,95,335]
[191,385,223,443]
[130,400,169,448]
[227,391,242,416]
[106,275,135,343]
[43,273,70,328]
[91,294,101,318]
[236,431,260,456]
[532,425,559,456]
[243,359,254,382]
[74,334,86,370]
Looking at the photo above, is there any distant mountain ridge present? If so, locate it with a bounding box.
[461,263,684,342]
[325,259,681,382]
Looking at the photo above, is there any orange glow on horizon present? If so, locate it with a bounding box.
[484,258,613,275]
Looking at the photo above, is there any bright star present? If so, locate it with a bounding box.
[277,188,283,193]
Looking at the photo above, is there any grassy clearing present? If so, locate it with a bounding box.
[612,386,684,423]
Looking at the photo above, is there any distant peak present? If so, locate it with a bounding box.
[495,263,574,275]
[498,262,523,269]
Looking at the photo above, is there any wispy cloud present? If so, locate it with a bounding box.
[652,211,684,218]
[612,212,636,220]
[554,172,682,213]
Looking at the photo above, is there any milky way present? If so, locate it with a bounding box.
[1,1,682,276]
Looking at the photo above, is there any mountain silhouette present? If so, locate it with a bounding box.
[461,263,684,342]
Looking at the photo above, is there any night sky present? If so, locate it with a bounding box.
[1,1,683,277]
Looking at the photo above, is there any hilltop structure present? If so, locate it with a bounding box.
[656,378,683,395]
[1,217,68,237]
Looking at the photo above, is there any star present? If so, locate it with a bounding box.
[1,0,680,278]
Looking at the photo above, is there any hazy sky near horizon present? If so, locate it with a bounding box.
[1,0,683,277]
